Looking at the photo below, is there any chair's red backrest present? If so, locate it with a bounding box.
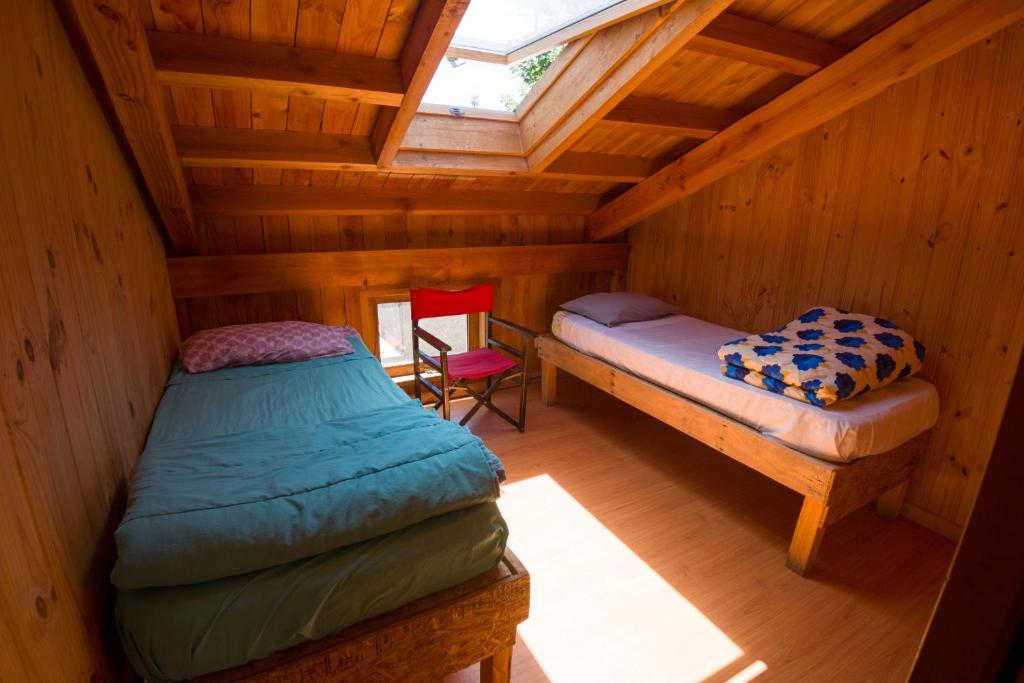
[410,284,493,321]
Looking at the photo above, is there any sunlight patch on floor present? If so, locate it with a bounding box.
[723,660,768,683]
[500,474,749,683]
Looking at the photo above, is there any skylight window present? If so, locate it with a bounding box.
[451,0,623,55]
[423,58,528,111]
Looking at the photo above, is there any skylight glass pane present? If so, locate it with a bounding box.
[422,58,529,111]
[452,0,623,53]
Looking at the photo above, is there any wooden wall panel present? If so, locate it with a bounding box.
[178,215,613,369]
[626,22,1024,535]
[0,1,179,680]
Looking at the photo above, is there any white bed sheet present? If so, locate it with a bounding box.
[552,311,939,463]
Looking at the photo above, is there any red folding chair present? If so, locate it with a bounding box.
[411,284,536,431]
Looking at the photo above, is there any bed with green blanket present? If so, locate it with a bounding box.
[113,337,508,682]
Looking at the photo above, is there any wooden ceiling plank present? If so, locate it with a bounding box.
[173,124,640,183]
[372,0,472,166]
[585,0,1024,241]
[167,243,631,298]
[687,13,849,76]
[545,152,655,183]
[146,31,405,106]
[522,0,734,172]
[392,151,532,175]
[400,113,524,156]
[599,96,741,137]
[391,150,650,183]
[173,126,377,171]
[58,0,196,252]
[190,185,603,217]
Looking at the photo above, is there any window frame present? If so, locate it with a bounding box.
[361,286,486,379]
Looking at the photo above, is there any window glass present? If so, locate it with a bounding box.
[377,301,468,367]
[451,0,621,53]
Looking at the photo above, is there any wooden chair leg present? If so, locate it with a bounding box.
[875,480,909,520]
[480,645,513,683]
[787,496,828,576]
[540,359,557,407]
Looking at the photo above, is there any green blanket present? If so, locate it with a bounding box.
[112,339,504,589]
[118,503,507,682]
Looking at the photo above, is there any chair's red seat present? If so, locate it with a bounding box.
[433,348,518,380]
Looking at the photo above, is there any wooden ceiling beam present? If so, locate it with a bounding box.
[172,125,649,183]
[173,126,377,171]
[372,0,471,167]
[190,185,604,217]
[520,0,734,172]
[391,150,653,183]
[585,0,1024,240]
[167,243,631,298]
[687,13,849,76]
[146,32,405,106]
[57,0,196,252]
[598,97,741,138]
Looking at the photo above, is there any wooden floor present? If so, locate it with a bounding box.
[442,376,955,683]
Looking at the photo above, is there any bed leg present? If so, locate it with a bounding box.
[787,497,828,576]
[540,359,557,407]
[480,645,513,683]
[875,480,909,520]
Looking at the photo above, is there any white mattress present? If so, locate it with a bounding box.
[552,311,939,463]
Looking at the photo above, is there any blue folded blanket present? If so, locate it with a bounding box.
[112,402,502,589]
[718,306,926,407]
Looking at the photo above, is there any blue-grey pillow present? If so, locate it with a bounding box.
[561,292,677,327]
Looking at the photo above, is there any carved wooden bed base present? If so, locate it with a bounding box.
[537,334,924,575]
[193,551,530,683]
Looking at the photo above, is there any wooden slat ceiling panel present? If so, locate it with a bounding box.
[198,168,621,195]
[562,0,925,161]
[143,0,419,188]
[726,0,897,43]
[631,52,800,109]
[137,0,929,198]
[571,127,697,160]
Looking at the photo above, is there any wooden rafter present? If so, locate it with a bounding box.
[167,244,631,298]
[585,0,1024,240]
[687,13,848,76]
[520,0,734,172]
[372,0,471,167]
[598,97,741,138]
[146,32,405,106]
[57,0,196,252]
[190,186,604,217]
[172,125,646,183]
[391,151,653,183]
[173,126,377,172]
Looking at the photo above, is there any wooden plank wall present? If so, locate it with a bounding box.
[177,215,612,369]
[627,22,1024,537]
[0,1,179,680]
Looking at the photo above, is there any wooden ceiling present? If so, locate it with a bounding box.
[60,0,1023,253]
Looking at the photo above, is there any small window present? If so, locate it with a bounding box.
[376,300,469,368]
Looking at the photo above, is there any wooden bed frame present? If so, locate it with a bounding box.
[537,334,925,575]
[193,551,530,683]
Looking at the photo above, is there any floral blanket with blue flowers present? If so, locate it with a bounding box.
[717,307,926,407]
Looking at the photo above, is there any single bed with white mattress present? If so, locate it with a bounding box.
[551,310,939,463]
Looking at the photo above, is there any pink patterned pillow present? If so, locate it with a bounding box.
[180,322,356,373]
